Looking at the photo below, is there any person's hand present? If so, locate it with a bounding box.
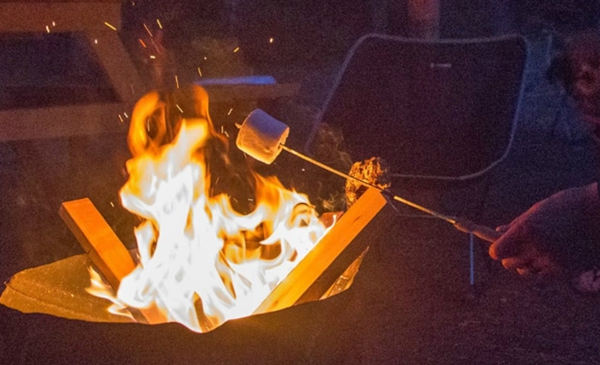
[490,222,560,277]
[489,183,600,277]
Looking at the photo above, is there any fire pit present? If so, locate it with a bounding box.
[0,85,395,359]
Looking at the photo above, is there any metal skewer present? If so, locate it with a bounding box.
[280,145,500,243]
[234,109,499,243]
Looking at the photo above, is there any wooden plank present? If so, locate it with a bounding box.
[59,198,166,324]
[60,190,390,322]
[204,83,300,104]
[0,1,120,3]
[0,103,129,141]
[0,3,121,32]
[59,198,136,290]
[253,188,393,314]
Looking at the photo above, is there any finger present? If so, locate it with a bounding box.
[516,267,536,277]
[488,225,513,259]
[503,254,558,278]
[501,242,546,269]
[516,263,557,278]
[489,223,533,260]
[490,233,521,260]
[515,262,548,278]
[501,256,532,272]
[495,224,511,234]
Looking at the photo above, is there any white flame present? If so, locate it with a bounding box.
[90,118,328,332]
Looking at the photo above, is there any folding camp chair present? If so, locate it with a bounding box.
[304,33,528,285]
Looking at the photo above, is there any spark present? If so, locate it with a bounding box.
[175,75,180,89]
[110,201,115,208]
[131,1,135,5]
[220,126,224,134]
[223,131,229,138]
[52,21,56,27]
[45,25,50,33]
[227,108,233,115]
[118,114,124,123]
[104,22,117,31]
[143,23,153,37]
[156,19,163,29]
[138,39,147,48]
[94,39,98,44]
[149,55,156,59]
[233,47,240,53]
[269,37,274,43]
[175,104,184,113]
[203,56,207,60]
[197,67,203,77]
[124,112,129,118]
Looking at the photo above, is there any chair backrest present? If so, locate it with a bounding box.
[305,34,528,181]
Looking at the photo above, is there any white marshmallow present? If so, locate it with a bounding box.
[236,109,290,164]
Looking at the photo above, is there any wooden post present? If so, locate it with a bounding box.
[59,198,165,324]
[253,188,394,314]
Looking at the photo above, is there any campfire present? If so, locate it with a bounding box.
[53,85,391,332]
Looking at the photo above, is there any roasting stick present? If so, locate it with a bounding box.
[237,109,501,243]
[281,144,500,242]
[282,145,453,221]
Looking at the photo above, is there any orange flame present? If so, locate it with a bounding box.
[89,87,328,332]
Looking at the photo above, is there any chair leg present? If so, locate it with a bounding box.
[469,233,475,286]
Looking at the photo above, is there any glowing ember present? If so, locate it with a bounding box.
[104,22,117,31]
[88,87,329,332]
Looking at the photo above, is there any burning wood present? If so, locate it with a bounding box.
[59,198,165,324]
[254,187,391,314]
[56,86,394,332]
[59,198,135,290]
[59,187,391,328]
[58,86,328,332]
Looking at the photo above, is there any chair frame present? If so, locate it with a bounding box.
[304,33,529,182]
